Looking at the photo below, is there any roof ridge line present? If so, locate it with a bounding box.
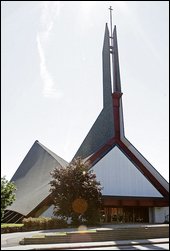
[35,141,68,166]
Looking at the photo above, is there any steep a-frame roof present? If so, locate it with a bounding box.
[7,140,68,216]
[74,24,169,200]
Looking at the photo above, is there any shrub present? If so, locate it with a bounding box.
[22,217,67,230]
[1,224,24,234]
[1,176,16,221]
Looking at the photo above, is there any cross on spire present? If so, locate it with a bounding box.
[109,6,113,45]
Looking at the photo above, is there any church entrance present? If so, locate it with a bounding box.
[101,207,149,223]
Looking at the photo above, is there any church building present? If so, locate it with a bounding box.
[5,17,169,224]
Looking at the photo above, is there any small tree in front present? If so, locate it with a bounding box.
[50,157,103,226]
[1,176,16,221]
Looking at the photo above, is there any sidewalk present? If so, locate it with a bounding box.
[1,238,169,250]
[1,224,169,250]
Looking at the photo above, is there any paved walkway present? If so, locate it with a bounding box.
[1,224,169,250]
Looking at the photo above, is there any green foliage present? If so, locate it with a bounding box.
[22,217,67,230]
[1,176,16,221]
[50,157,103,226]
[1,223,23,228]
[1,224,24,234]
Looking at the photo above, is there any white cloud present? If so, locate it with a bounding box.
[37,1,62,99]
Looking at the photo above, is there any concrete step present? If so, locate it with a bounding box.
[20,225,169,245]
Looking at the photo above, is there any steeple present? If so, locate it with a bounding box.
[107,7,123,139]
[74,8,125,159]
[109,6,121,93]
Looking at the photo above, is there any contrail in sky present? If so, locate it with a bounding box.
[37,1,62,98]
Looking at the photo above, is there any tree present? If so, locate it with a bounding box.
[50,157,103,226]
[1,176,16,221]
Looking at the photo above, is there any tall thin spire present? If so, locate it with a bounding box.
[109,6,113,47]
[112,25,121,92]
[74,10,124,159]
[109,6,121,93]
[102,23,112,107]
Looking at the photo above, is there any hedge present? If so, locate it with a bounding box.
[22,217,68,230]
[1,217,68,233]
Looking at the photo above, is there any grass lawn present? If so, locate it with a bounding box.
[32,229,97,238]
[32,232,66,238]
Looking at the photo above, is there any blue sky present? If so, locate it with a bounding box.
[1,1,169,182]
